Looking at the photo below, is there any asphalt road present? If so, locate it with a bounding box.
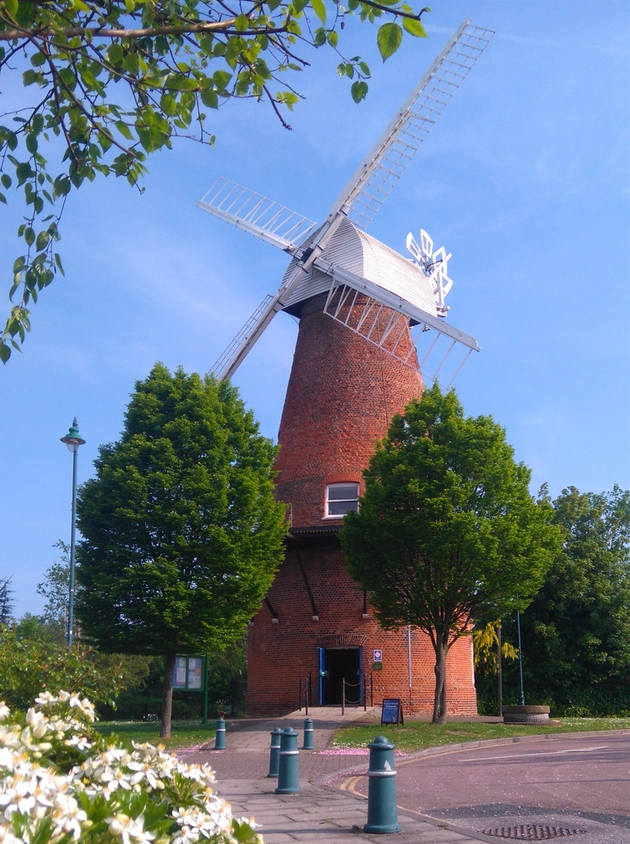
[347,733,630,844]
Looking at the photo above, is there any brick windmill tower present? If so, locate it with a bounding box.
[199,20,493,715]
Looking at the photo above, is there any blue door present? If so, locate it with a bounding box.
[318,647,327,705]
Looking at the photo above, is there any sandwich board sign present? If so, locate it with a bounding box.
[381,698,404,725]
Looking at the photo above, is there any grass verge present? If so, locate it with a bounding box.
[330,717,630,754]
[94,720,216,752]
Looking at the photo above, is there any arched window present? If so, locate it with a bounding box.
[325,483,359,517]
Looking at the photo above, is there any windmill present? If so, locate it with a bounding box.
[199,18,493,389]
[198,20,494,715]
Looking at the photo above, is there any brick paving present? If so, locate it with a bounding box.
[180,710,499,844]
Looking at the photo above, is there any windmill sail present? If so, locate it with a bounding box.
[197,178,317,252]
[202,19,493,382]
[328,20,494,230]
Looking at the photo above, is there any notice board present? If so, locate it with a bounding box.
[380,698,404,725]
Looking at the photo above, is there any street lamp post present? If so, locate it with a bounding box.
[516,608,525,706]
[60,418,85,648]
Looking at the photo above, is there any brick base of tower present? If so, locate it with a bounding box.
[246,294,478,717]
[246,535,478,717]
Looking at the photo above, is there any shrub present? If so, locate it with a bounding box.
[0,691,261,843]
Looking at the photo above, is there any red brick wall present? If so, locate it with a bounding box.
[247,542,477,716]
[247,295,478,716]
[275,294,423,529]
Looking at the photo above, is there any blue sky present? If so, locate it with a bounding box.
[1,1,628,618]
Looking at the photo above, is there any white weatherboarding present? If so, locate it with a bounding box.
[198,19,493,387]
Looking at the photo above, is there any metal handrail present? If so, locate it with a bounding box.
[297,677,311,714]
[341,677,367,715]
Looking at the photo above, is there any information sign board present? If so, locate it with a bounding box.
[172,655,207,692]
[381,698,404,725]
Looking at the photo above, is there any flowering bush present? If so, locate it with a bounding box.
[0,692,262,844]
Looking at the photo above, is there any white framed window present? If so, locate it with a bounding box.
[325,483,359,518]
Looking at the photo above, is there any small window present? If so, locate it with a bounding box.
[326,483,359,517]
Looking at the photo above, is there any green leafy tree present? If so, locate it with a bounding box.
[0,622,127,710]
[35,540,71,642]
[0,0,429,363]
[76,363,287,736]
[504,485,630,715]
[341,385,562,724]
[0,576,13,625]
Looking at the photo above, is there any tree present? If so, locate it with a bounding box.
[36,539,71,642]
[0,0,430,363]
[341,385,562,724]
[76,363,287,735]
[504,485,630,715]
[0,621,127,710]
[0,576,13,625]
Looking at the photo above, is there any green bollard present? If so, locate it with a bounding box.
[364,735,400,833]
[214,717,226,750]
[275,727,300,794]
[302,718,314,750]
[266,728,283,777]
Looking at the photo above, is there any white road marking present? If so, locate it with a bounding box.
[462,745,609,762]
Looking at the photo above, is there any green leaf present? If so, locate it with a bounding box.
[52,176,70,199]
[106,43,124,66]
[16,163,33,185]
[4,0,17,18]
[0,343,10,363]
[124,52,139,76]
[165,75,198,91]
[35,231,50,251]
[310,0,326,25]
[115,121,134,141]
[1,174,11,189]
[351,80,368,103]
[213,70,232,90]
[326,29,338,47]
[235,13,249,31]
[160,94,177,117]
[402,17,427,37]
[200,89,219,109]
[377,22,402,60]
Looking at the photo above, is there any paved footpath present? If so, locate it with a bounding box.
[182,708,506,844]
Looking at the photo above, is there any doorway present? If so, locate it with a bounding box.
[318,647,362,705]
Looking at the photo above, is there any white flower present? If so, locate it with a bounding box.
[0,690,259,844]
[0,749,15,770]
[0,704,10,722]
[51,792,88,840]
[127,760,160,790]
[0,827,22,844]
[106,813,156,844]
[172,827,200,844]
[65,734,93,752]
